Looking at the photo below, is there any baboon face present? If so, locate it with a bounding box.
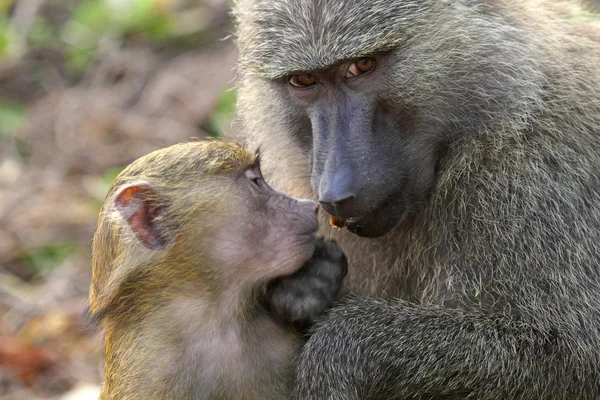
[236,1,453,238]
[283,55,439,238]
[204,159,320,281]
[111,142,319,286]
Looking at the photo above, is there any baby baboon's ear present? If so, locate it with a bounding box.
[114,183,168,250]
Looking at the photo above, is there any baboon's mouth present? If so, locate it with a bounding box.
[327,198,405,238]
[329,215,359,228]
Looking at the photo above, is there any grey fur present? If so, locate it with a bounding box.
[234,0,600,398]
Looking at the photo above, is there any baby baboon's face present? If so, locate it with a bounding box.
[105,141,318,294]
[205,158,319,282]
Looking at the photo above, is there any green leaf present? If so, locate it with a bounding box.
[102,166,125,186]
[90,166,125,209]
[20,243,77,276]
[0,15,18,58]
[0,100,28,137]
[126,0,174,40]
[0,0,14,16]
[71,0,111,32]
[204,88,237,138]
[28,18,58,48]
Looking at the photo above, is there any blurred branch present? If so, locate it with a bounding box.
[10,0,41,59]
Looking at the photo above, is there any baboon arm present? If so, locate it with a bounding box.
[292,297,596,400]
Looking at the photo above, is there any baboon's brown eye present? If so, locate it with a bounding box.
[346,58,375,78]
[290,74,318,88]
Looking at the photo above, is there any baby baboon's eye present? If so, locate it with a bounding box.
[290,74,318,88]
[346,58,375,78]
[245,168,262,189]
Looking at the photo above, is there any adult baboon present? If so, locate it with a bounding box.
[234,0,600,398]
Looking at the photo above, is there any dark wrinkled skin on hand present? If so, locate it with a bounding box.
[264,238,348,330]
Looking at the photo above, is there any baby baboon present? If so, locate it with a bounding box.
[234,0,600,398]
[87,141,347,400]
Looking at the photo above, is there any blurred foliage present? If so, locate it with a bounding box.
[0,15,16,58]
[0,0,235,395]
[89,167,126,209]
[0,0,234,395]
[101,166,125,188]
[204,88,236,138]
[20,242,77,277]
[0,99,27,137]
[64,0,175,72]
[0,0,233,78]
[0,0,236,271]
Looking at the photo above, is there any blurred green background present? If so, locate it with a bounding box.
[0,0,235,398]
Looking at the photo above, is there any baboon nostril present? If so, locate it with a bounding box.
[319,194,356,216]
[318,164,357,216]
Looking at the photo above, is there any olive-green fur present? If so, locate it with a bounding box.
[89,141,262,400]
[234,0,600,398]
[90,141,256,317]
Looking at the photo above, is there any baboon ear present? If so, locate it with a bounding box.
[114,183,168,250]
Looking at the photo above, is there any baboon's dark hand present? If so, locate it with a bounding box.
[265,238,348,326]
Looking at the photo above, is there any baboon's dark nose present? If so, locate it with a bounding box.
[319,192,356,217]
[319,195,354,216]
[317,164,359,216]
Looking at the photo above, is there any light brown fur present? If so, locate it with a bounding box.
[89,141,318,399]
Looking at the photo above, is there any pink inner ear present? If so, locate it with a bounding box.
[114,184,167,250]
